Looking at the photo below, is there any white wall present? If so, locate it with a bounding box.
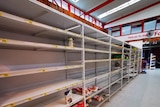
[104,4,160,28]
[129,40,143,49]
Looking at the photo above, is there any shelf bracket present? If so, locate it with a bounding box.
[65,25,81,31]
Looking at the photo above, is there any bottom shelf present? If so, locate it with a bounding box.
[110,83,121,97]
[33,94,83,107]
[122,78,128,87]
[88,92,109,107]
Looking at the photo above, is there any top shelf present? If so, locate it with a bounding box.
[0,11,123,49]
[0,11,82,40]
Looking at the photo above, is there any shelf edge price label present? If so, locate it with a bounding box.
[3,73,9,77]
[56,88,61,91]
[0,11,2,16]
[9,103,15,107]
[54,45,58,48]
[42,69,46,73]
[1,39,7,43]
[27,98,32,101]
[26,20,32,25]
[43,93,47,96]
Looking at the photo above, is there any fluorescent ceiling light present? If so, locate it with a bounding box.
[98,0,141,19]
[72,0,79,3]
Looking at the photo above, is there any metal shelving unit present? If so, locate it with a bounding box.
[0,1,142,107]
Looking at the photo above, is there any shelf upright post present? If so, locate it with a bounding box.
[137,49,140,75]
[95,45,97,86]
[121,42,124,90]
[140,49,142,73]
[108,37,112,101]
[64,40,68,79]
[129,46,132,81]
[81,24,86,106]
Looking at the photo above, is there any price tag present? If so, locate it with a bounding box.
[42,69,46,72]
[54,45,58,48]
[27,98,32,101]
[0,11,2,16]
[2,39,7,43]
[43,93,47,96]
[66,66,68,69]
[3,73,9,77]
[57,88,61,91]
[9,103,15,107]
[27,20,32,24]
[55,28,58,31]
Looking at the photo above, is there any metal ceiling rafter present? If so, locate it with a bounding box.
[85,0,114,15]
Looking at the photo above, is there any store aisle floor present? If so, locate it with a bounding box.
[102,69,160,107]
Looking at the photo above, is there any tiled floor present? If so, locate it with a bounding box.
[102,69,160,107]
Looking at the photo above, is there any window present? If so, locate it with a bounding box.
[156,17,160,29]
[85,15,89,21]
[70,5,74,14]
[122,24,131,35]
[55,0,61,7]
[80,11,84,19]
[112,26,120,36]
[144,19,156,31]
[62,1,68,10]
[75,8,80,16]
[112,31,120,36]
[131,22,142,33]
[89,16,92,23]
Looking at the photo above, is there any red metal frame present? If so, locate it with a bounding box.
[105,1,160,25]
[85,0,114,15]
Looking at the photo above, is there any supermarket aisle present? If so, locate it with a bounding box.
[102,69,160,107]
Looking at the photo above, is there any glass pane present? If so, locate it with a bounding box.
[144,20,156,31]
[70,5,74,14]
[85,15,89,21]
[80,11,84,19]
[62,1,68,10]
[89,16,92,23]
[55,0,61,6]
[48,0,52,2]
[132,26,142,33]
[112,31,120,36]
[156,22,160,29]
[75,8,80,16]
[122,25,131,35]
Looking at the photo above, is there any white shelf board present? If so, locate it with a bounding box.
[33,94,83,107]
[86,72,109,83]
[111,52,122,54]
[0,38,82,51]
[85,59,110,63]
[0,79,82,107]
[111,58,122,61]
[85,48,109,54]
[0,65,82,78]
[0,11,82,39]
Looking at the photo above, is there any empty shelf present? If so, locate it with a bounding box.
[0,38,82,51]
[85,48,109,54]
[0,11,82,39]
[0,65,82,78]
[0,79,82,107]
[33,94,83,107]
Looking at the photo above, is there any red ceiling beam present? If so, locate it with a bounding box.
[85,0,114,15]
[106,1,160,25]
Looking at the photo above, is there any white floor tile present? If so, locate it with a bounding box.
[102,69,160,107]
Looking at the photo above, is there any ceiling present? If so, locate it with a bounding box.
[65,0,160,23]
